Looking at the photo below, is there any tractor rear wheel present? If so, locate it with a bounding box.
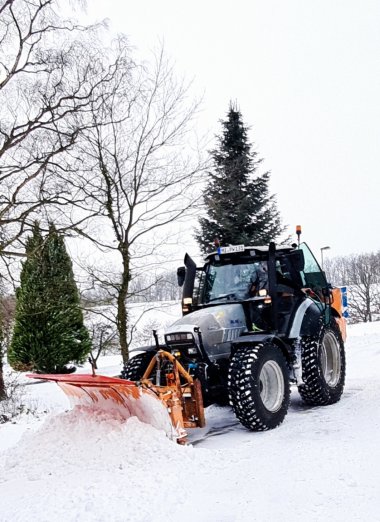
[228,343,290,431]
[120,352,154,381]
[298,322,345,406]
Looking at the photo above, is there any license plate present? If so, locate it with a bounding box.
[218,245,245,254]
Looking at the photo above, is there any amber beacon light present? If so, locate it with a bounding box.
[296,225,302,246]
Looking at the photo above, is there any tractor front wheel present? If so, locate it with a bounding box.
[228,343,290,431]
[120,352,154,381]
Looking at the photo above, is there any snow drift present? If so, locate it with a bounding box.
[1,322,380,521]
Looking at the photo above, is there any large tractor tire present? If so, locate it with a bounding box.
[228,343,290,431]
[298,322,346,406]
[120,352,155,381]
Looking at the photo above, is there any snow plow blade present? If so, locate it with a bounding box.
[27,351,205,443]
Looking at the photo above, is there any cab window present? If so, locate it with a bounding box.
[299,243,328,290]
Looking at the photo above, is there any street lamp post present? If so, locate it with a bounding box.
[320,246,331,269]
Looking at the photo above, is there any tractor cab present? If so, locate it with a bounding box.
[178,241,329,337]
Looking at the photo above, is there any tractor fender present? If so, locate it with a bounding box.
[330,306,347,342]
[288,299,323,339]
[231,334,292,364]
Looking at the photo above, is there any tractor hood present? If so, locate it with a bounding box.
[166,304,247,360]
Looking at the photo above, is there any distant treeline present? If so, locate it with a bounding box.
[128,271,182,303]
[324,251,380,323]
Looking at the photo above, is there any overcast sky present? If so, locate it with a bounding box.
[88,0,380,262]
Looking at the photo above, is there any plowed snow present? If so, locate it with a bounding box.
[1,322,380,521]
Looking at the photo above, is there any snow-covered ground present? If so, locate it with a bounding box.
[1,321,380,522]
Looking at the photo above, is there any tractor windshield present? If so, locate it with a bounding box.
[202,261,267,303]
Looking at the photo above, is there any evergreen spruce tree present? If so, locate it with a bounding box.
[9,224,91,373]
[196,104,285,253]
[8,223,44,371]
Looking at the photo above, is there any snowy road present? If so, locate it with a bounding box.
[0,322,379,521]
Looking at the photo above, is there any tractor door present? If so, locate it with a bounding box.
[295,242,334,331]
[299,243,328,292]
[298,242,334,324]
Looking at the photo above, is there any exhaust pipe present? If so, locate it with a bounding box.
[181,253,196,314]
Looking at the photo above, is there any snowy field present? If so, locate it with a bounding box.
[1,320,380,522]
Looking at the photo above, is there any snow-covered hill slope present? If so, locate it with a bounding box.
[0,322,379,522]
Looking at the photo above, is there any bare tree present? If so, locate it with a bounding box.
[0,0,114,397]
[0,0,110,259]
[325,252,380,323]
[0,293,5,400]
[88,321,117,370]
[345,253,380,323]
[73,43,205,363]
[128,270,181,303]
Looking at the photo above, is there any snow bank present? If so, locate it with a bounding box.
[1,321,380,521]
[0,408,216,522]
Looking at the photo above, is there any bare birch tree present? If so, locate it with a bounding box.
[73,42,205,362]
[0,0,112,396]
[0,0,110,259]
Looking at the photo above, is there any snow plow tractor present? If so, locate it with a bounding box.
[29,239,346,443]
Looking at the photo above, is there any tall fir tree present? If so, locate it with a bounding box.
[8,223,91,373]
[196,104,285,253]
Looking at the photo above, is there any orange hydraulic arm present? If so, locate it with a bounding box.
[140,350,205,442]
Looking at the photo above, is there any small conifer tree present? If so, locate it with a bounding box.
[196,104,285,253]
[9,223,91,373]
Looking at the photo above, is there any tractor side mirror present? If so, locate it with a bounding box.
[177,266,186,287]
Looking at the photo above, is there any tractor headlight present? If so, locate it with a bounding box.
[166,332,194,343]
[165,332,198,358]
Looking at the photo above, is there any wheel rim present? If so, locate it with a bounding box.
[259,360,285,412]
[320,331,341,387]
